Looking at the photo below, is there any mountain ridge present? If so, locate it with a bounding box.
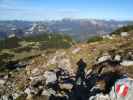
[0,19,132,41]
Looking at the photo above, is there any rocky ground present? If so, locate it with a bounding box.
[0,33,133,100]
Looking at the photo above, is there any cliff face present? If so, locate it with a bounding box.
[1,32,133,100]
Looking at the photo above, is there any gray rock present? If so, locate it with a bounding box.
[43,71,57,85]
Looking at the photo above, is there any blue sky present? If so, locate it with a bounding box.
[0,0,133,21]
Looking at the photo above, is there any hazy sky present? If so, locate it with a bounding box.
[0,0,132,21]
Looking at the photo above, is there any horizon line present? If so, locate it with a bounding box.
[0,18,133,22]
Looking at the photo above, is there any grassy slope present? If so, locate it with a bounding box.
[0,33,74,69]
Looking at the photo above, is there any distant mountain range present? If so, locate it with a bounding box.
[0,19,133,40]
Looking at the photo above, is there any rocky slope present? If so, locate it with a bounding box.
[1,30,133,100]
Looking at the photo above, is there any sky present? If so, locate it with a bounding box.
[0,0,133,21]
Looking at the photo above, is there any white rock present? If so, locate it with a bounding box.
[24,88,31,95]
[41,90,51,96]
[97,55,111,63]
[3,75,8,80]
[114,55,121,61]
[0,79,5,85]
[86,69,92,75]
[120,60,133,66]
[43,71,57,85]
